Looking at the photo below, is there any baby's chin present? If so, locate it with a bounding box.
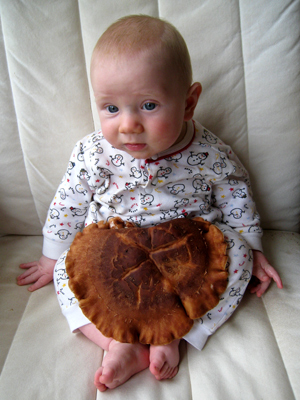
[118,145,159,160]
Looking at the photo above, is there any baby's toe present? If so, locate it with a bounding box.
[94,367,108,392]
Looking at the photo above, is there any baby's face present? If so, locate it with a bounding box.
[91,49,189,160]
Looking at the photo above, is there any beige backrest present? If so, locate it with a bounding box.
[0,0,299,236]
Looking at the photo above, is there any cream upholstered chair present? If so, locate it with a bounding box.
[0,1,299,399]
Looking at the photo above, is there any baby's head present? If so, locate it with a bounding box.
[91,15,193,93]
[91,15,201,160]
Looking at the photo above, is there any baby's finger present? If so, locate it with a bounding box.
[19,261,38,269]
[275,276,283,289]
[253,267,269,282]
[254,280,271,297]
[28,274,53,292]
[17,266,38,281]
[265,267,283,288]
[249,284,260,295]
[17,269,40,286]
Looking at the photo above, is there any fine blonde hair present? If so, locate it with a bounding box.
[91,15,193,91]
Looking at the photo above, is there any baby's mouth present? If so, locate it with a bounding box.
[124,143,146,151]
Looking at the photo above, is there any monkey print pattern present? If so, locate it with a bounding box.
[43,120,262,255]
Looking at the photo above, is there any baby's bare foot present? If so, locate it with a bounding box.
[94,340,149,391]
[149,339,180,380]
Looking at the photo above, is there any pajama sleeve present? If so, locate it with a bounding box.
[42,139,95,259]
[210,144,263,252]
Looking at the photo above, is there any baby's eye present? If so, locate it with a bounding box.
[143,102,156,111]
[106,105,119,113]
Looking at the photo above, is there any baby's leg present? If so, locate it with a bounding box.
[184,223,253,350]
[94,340,149,392]
[149,339,181,380]
[53,250,91,330]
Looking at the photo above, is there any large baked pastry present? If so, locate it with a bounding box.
[66,217,228,345]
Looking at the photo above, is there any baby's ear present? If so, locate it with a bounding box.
[184,83,202,121]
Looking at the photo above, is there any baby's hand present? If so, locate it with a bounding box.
[17,255,57,292]
[249,250,283,297]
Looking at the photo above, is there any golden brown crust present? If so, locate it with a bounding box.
[66,217,228,345]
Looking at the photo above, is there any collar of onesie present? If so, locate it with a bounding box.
[145,120,195,164]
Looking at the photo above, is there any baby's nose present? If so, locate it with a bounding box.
[119,113,143,134]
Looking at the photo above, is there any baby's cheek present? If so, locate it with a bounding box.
[152,121,177,141]
[101,122,118,144]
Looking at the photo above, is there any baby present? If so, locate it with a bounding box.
[17,15,282,392]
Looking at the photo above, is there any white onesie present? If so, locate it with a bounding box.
[43,120,263,350]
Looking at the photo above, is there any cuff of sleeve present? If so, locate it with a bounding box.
[240,232,264,252]
[183,321,211,350]
[42,236,71,260]
[62,303,91,333]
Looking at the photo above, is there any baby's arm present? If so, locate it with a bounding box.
[207,144,282,297]
[17,255,57,292]
[250,250,283,297]
[18,137,94,292]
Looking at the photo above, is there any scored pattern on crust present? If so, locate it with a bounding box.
[66,217,228,345]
